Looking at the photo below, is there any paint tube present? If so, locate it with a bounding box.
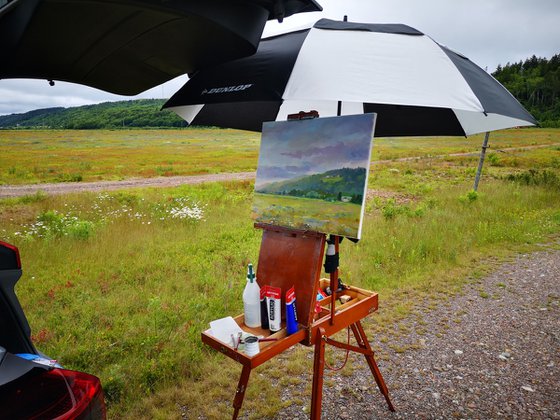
[260,285,270,329]
[266,286,281,332]
[285,286,298,335]
[316,289,328,301]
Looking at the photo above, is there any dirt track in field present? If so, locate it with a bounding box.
[1,143,558,199]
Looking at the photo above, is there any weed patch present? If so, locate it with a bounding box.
[459,190,479,203]
[14,210,95,240]
[55,173,83,182]
[505,169,560,189]
[377,198,427,220]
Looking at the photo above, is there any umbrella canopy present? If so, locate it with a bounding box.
[0,0,322,95]
[163,18,536,136]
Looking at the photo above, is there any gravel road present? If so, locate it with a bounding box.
[0,172,257,199]
[273,246,560,419]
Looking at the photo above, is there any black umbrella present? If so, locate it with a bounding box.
[0,0,322,95]
[163,18,536,137]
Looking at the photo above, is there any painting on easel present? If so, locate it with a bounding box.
[253,113,376,239]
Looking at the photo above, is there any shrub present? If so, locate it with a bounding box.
[459,190,479,203]
[67,220,95,240]
[56,173,83,182]
[505,169,560,189]
[17,191,47,204]
[17,210,96,240]
[487,152,501,166]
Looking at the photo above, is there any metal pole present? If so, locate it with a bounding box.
[473,132,490,191]
[336,16,348,118]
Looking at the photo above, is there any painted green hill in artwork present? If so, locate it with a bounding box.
[256,167,366,203]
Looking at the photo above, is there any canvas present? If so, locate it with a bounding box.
[253,113,376,239]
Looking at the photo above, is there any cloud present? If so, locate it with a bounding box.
[281,141,369,165]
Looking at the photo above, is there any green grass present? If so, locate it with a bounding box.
[0,128,559,418]
[1,128,559,185]
[0,129,260,184]
[370,128,560,161]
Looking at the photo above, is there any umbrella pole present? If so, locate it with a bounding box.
[473,132,490,191]
[335,16,347,118]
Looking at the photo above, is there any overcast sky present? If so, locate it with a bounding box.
[1,0,558,115]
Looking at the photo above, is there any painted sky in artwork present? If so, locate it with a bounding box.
[255,114,375,189]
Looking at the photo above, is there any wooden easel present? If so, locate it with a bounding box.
[201,224,394,419]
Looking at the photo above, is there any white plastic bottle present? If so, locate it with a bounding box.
[243,263,261,328]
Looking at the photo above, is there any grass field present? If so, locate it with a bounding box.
[0,129,259,184]
[0,128,559,418]
[253,192,363,237]
[1,128,559,185]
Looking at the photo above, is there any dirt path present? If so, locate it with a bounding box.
[1,144,558,199]
[171,244,559,419]
[271,245,560,419]
[0,172,257,198]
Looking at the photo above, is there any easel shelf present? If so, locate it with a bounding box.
[200,223,394,419]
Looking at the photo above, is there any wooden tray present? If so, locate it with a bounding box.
[201,279,378,364]
[202,315,306,369]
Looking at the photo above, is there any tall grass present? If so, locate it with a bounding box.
[1,129,559,418]
[2,174,558,417]
[2,128,559,184]
[0,129,260,184]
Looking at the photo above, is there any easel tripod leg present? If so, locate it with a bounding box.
[351,322,395,412]
[232,365,251,420]
[310,327,326,420]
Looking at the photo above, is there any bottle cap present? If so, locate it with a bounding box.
[247,263,255,283]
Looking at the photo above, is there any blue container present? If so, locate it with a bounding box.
[285,286,298,335]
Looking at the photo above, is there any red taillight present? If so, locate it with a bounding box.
[0,368,106,419]
[0,240,21,269]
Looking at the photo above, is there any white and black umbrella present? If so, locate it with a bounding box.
[163,19,536,137]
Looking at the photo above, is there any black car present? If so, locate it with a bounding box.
[0,241,106,419]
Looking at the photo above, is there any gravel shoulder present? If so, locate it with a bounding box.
[0,172,257,198]
[274,245,560,419]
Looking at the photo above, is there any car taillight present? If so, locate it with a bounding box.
[0,368,106,419]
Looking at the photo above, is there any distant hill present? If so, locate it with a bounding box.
[493,54,560,128]
[0,99,186,129]
[256,167,367,203]
[4,53,558,130]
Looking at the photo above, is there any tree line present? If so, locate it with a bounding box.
[0,99,186,129]
[492,54,560,127]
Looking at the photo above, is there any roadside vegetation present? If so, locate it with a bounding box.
[0,128,559,418]
[1,128,559,185]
